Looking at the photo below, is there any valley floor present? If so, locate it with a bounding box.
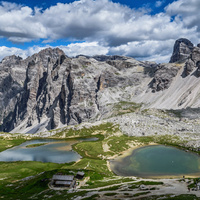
[1,108,200,199]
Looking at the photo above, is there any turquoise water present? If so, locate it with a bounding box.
[110,145,200,178]
[0,138,97,163]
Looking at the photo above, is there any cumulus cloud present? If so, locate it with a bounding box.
[0,40,173,63]
[109,39,175,63]
[60,42,108,57]
[0,0,200,62]
[165,0,200,33]
[0,0,197,45]
[0,46,47,61]
[0,42,108,61]
[0,2,47,42]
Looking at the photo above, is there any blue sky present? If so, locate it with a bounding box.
[0,0,200,62]
[3,0,174,11]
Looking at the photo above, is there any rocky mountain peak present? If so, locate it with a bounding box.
[26,47,67,69]
[169,38,194,63]
[34,47,65,57]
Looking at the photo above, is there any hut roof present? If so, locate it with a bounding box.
[55,181,72,186]
[77,171,85,176]
[52,175,74,181]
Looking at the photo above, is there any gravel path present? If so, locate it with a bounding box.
[74,178,200,200]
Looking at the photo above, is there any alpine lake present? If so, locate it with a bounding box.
[0,137,97,163]
[110,145,200,178]
[2,137,200,178]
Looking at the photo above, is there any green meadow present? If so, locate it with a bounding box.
[0,122,199,199]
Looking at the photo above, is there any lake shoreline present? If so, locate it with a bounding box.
[109,144,200,179]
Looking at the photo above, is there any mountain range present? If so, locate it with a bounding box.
[1,38,200,133]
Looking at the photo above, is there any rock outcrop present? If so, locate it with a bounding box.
[1,38,200,133]
[183,59,195,76]
[183,46,200,76]
[170,38,194,63]
[150,63,179,92]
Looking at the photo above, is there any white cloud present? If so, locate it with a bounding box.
[109,40,175,63]
[155,0,165,8]
[0,46,51,62]
[0,42,108,62]
[60,42,108,57]
[0,2,46,42]
[0,0,196,45]
[0,40,173,63]
[38,0,197,47]
[165,0,200,33]
[0,46,27,60]
[0,0,200,62]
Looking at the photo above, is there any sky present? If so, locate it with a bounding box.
[0,0,200,63]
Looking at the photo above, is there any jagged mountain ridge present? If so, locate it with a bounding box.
[1,38,200,133]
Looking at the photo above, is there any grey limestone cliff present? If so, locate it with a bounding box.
[0,48,155,133]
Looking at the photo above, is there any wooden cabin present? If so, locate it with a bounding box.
[76,171,85,179]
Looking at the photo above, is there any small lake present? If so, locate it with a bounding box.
[110,145,200,178]
[0,138,97,163]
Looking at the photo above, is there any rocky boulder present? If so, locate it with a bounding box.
[183,46,200,76]
[150,63,179,92]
